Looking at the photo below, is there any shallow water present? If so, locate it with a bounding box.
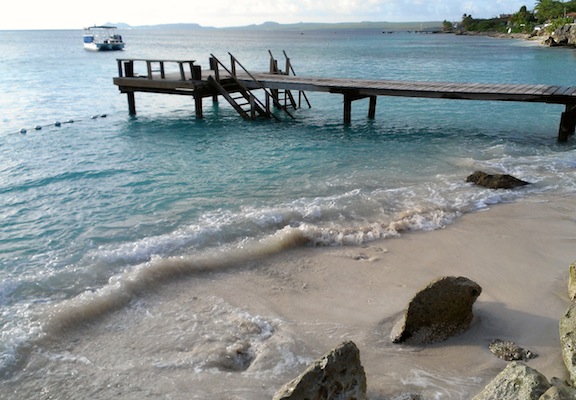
[1,28,575,397]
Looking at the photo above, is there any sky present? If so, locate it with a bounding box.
[1,0,538,30]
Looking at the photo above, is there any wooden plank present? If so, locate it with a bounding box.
[554,86,574,96]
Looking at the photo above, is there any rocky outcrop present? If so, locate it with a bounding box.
[542,23,576,47]
[560,303,576,385]
[390,276,482,344]
[568,261,576,302]
[273,341,367,400]
[466,170,530,189]
[471,361,550,400]
[488,339,538,361]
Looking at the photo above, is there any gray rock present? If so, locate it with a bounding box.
[391,276,481,344]
[489,339,538,361]
[472,361,550,400]
[568,261,576,302]
[466,170,530,189]
[560,304,576,385]
[543,24,576,47]
[539,382,576,399]
[273,341,367,400]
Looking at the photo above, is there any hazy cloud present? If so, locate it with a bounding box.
[2,0,537,29]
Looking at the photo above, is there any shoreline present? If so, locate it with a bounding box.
[6,193,575,399]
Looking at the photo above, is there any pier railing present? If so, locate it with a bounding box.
[117,59,199,80]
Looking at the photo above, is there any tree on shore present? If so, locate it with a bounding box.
[535,0,576,22]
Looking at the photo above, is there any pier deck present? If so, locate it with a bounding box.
[113,55,576,142]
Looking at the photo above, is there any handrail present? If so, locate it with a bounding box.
[268,50,311,109]
[282,50,311,108]
[116,59,197,80]
[225,52,295,119]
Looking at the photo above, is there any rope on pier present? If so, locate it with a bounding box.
[15,114,109,134]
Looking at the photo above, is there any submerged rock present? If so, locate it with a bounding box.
[560,303,576,385]
[390,276,481,344]
[488,339,538,361]
[466,170,530,189]
[273,341,367,400]
[471,361,550,400]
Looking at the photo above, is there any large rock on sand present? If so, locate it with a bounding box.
[273,341,367,400]
[466,170,530,189]
[560,303,576,385]
[391,276,481,344]
[471,361,550,400]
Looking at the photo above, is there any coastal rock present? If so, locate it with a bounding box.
[543,24,576,47]
[390,276,482,344]
[466,170,530,189]
[272,341,367,400]
[568,261,576,302]
[471,361,550,400]
[539,381,576,399]
[489,339,538,361]
[560,303,576,385]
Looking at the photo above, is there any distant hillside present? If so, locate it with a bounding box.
[226,21,443,31]
[117,20,442,32]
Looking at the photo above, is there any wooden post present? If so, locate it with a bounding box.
[124,61,134,77]
[194,92,203,119]
[209,57,219,103]
[192,65,202,80]
[344,93,353,124]
[178,63,186,80]
[558,104,576,142]
[127,91,136,116]
[368,96,377,119]
[117,60,124,77]
[146,61,153,80]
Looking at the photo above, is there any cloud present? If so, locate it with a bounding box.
[2,0,536,30]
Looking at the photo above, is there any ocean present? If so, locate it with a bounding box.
[1,28,575,399]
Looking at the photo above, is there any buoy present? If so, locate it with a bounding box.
[34,125,42,130]
[54,121,61,127]
[19,128,27,134]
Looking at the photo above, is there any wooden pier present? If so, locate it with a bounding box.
[113,52,576,142]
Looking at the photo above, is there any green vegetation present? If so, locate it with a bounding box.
[453,1,576,35]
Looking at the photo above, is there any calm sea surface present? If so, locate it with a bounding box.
[1,28,576,398]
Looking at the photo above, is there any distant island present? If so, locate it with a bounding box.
[104,20,444,32]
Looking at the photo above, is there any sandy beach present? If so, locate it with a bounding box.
[215,193,576,398]
[4,194,576,400]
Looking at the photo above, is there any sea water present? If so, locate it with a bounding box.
[1,28,575,398]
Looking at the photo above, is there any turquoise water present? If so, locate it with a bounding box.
[1,28,576,395]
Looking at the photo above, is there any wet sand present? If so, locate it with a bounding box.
[205,194,576,398]
[4,194,576,399]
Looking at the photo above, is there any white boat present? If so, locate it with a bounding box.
[83,25,125,51]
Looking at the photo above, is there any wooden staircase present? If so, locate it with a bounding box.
[207,52,309,120]
[207,76,269,120]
